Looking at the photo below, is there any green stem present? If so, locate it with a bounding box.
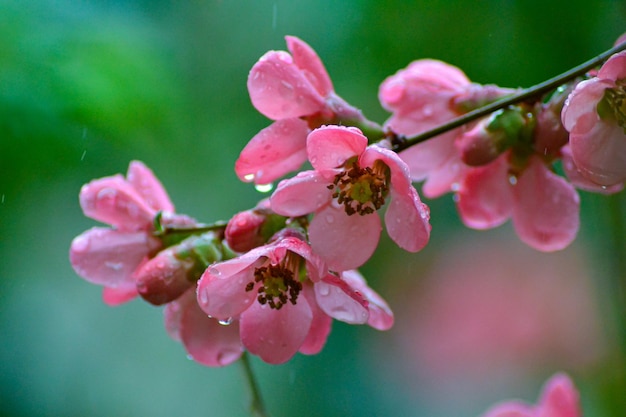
[393,40,626,152]
[154,221,228,237]
[239,351,270,417]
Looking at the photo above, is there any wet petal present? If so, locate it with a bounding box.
[307,125,368,171]
[126,160,175,212]
[270,170,334,217]
[240,296,313,364]
[102,286,138,306]
[166,288,244,367]
[286,36,333,97]
[70,227,159,287]
[315,274,369,324]
[298,285,332,355]
[79,175,156,231]
[561,145,624,194]
[248,50,325,120]
[235,118,309,185]
[598,50,626,80]
[341,270,394,330]
[385,186,431,252]
[308,205,381,271]
[512,158,580,252]
[456,157,513,229]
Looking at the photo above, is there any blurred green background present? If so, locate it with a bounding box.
[1,1,625,416]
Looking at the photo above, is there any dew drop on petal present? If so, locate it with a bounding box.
[508,175,518,185]
[325,214,335,224]
[451,182,460,192]
[218,317,233,326]
[217,348,243,366]
[255,183,274,193]
[72,235,90,253]
[209,267,221,276]
[318,284,330,296]
[243,173,255,182]
[104,261,123,271]
[198,290,209,306]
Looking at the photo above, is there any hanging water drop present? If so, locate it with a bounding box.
[255,183,274,193]
[218,317,233,326]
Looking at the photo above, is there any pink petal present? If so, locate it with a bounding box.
[102,286,138,306]
[537,373,581,417]
[512,158,580,252]
[569,121,626,186]
[298,285,332,355]
[286,36,333,97]
[165,288,243,367]
[126,160,175,212]
[398,133,458,181]
[79,175,157,231]
[360,145,411,190]
[247,50,325,120]
[385,186,431,252]
[598,51,626,80]
[270,170,335,217]
[134,249,195,306]
[314,274,369,324]
[561,79,610,132]
[341,270,394,330]
[70,227,159,287]
[421,154,467,198]
[561,145,624,194]
[308,205,381,271]
[456,157,513,229]
[240,296,313,364]
[235,118,310,185]
[307,125,368,171]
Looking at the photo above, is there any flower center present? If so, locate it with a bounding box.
[245,253,303,310]
[602,83,626,132]
[327,160,389,216]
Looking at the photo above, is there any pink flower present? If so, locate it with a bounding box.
[70,161,194,305]
[379,59,514,197]
[481,373,581,417]
[165,287,243,367]
[196,235,393,364]
[456,155,580,251]
[561,51,626,186]
[269,125,431,271]
[237,36,367,185]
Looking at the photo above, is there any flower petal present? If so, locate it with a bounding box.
[166,288,243,367]
[385,186,431,252]
[126,160,175,212]
[196,255,263,320]
[598,50,626,80]
[456,157,513,229]
[537,373,581,417]
[286,36,333,97]
[512,158,580,251]
[307,125,368,171]
[247,50,325,120]
[270,170,334,217]
[561,145,624,194]
[315,274,369,324]
[298,285,332,355]
[341,270,394,330]
[308,205,381,271]
[102,286,138,306]
[70,227,159,287]
[235,118,309,185]
[240,297,313,364]
[79,175,157,231]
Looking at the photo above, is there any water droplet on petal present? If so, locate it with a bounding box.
[451,182,460,192]
[508,175,518,185]
[209,267,221,276]
[255,183,273,193]
[218,317,233,326]
[72,235,90,253]
[243,173,255,182]
[105,261,123,271]
[325,214,334,224]
[318,284,330,296]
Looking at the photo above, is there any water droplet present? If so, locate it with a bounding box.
[318,284,330,296]
[198,290,209,305]
[508,175,518,185]
[209,267,221,276]
[255,183,273,193]
[450,182,460,192]
[218,317,233,326]
[325,214,334,224]
[243,173,255,182]
[72,235,90,253]
[105,261,123,271]
[186,354,194,361]
[217,348,243,366]
[452,194,460,203]
[422,105,433,116]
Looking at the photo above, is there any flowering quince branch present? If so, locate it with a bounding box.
[69,32,626,417]
[392,38,626,152]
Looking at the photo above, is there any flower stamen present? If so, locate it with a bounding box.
[327,160,389,216]
[246,253,303,309]
[602,83,626,132]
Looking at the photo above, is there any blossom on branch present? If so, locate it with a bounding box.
[196,235,393,364]
[269,125,431,271]
[69,161,194,305]
[561,50,626,186]
[236,36,371,185]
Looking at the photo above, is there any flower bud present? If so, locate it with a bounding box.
[456,120,505,166]
[135,233,222,305]
[225,200,287,252]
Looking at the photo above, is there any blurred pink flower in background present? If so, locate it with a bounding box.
[389,233,606,397]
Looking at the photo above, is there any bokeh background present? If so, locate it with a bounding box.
[1,1,625,416]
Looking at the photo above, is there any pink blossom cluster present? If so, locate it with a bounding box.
[69,33,625,414]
